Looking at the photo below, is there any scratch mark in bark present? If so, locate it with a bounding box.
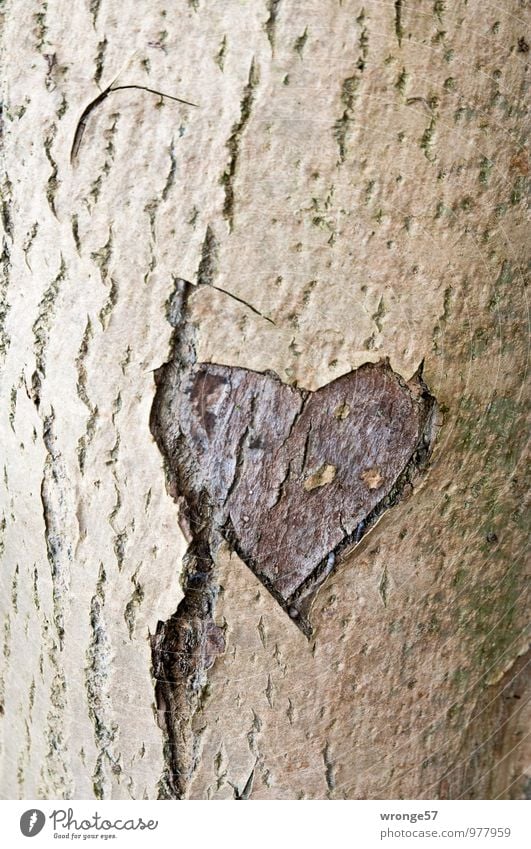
[44,127,58,216]
[294,28,308,57]
[356,8,369,71]
[89,0,102,27]
[212,284,275,324]
[197,226,218,286]
[32,257,66,402]
[379,564,389,607]
[195,227,275,323]
[88,115,120,208]
[270,459,291,508]
[75,319,93,407]
[76,319,99,473]
[8,383,17,431]
[1,639,12,777]
[98,277,118,329]
[162,143,177,201]
[257,616,267,648]
[23,222,39,270]
[434,1,445,24]
[0,229,11,362]
[71,215,80,253]
[226,424,251,502]
[265,0,282,51]
[247,710,262,759]
[1,176,14,239]
[3,613,10,662]
[215,35,227,71]
[221,61,259,230]
[33,4,48,51]
[124,569,145,639]
[94,38,107,85]
[265,674,274,707]
[323,742,336,793]
[394,0,404,47]
[286,698,295,724]
[231,764,256,799]
[0,514,6,562]
[31,566,40,612]
[71,84,197,164]
[334,76,361,163]
[420,116,438,162]
[91,229,113,281]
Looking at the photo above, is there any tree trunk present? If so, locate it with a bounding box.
[1,0,529,800]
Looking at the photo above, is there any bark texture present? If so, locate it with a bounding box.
[0,0,529,800]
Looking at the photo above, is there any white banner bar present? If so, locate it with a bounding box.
[1,799,528,849]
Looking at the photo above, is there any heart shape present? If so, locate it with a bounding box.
[159,358,435,634]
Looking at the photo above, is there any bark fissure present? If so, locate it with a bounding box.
[150,280,225,798]
[41,412,73,649]
[84,564,118,799]
[0,231,12,365]
[32,256,66,403]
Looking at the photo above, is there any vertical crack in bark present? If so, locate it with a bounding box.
[151,541,223,798]
[39,415,75,797]
[150,280,225,798]
[84,563,119,798]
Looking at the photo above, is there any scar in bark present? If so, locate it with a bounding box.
[149,279,438,797]
[151,280,438,638]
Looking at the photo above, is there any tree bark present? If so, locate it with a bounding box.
[0,0,529,800]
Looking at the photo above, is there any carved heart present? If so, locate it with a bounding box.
[162,359,435,634]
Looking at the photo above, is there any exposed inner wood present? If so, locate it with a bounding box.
[150,278,438,796]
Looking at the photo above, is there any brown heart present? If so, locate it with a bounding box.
[159,358,436,634]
